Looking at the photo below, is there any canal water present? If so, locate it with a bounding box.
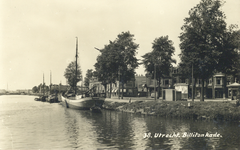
[0,95,239,149]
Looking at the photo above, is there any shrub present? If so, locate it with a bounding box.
[236,100,240,107]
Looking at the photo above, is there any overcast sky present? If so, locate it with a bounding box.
[1,0,240,90]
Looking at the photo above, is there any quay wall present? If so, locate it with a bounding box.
[102,99,240,122]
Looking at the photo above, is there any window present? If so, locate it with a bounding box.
[151,80,154,85]
[165,80,169,85]
[209,79,212,84]
[227,77,231,85]
[229,90,231,96]
[180,78,185,83]
[138,84,142,88]
[198,79,201,84]
[173,78,177,84]
[216,77,221,85]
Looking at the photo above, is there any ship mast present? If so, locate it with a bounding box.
[50,70,52,85]
[43,73,45,95]
[50,70,52,94]
[43,73,45,84]
[75,37,78,95]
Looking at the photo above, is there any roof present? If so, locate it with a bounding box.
[213,72,225,77]
[227,82,240,87]
[174,83,188,86]
[214,74,225,77]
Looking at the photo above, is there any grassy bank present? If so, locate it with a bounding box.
[102,100,240,122]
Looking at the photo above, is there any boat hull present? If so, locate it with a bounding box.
[46,95,59,103]
[61,95,105,110]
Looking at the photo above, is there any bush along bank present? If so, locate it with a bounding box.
[102,100,240,122]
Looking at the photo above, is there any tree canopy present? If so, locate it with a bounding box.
[32,83,49,94]
[84,69,96,87]
[179,0,239,101]
[142,35,176,98]
[223,29,240,78]
[94,31,139,96]
[142,36,176,78]
[64,61,82,89]
[32,86,38,93]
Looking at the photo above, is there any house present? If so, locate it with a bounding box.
[171,65,240,100]
[89,66,240,99]
[89,77,137,98]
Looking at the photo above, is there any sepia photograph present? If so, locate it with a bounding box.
[1,0,240,149]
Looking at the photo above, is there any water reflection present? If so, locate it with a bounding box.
[63,109,136,149]
[61,107,240,149]
[131,115,148,149]
[1,96,239,149]
[142,116,240,149]
[63,108,95,149]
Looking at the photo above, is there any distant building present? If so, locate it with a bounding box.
[50,84,69,93]
[89,76,137,98]
[170,66,240,100]
[0,89,6,94]
[50,84,88,94]
[88,66,240,99]
[17,89,32,94]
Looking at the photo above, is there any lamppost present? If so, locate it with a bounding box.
[187,51,195,101]
[192,63,194,101]
[154,56,162,101]
[145,73,149,98]
[118,67,121,99]
[154,63,157,100]
[190,52,196,101]
[119,51,126,100]
[118,64,132,99]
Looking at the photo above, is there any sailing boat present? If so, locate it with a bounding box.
[35,74,47,101]
[60,37,105,110]
[46,71,59,103]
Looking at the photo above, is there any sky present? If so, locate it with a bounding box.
[1,0,240,91]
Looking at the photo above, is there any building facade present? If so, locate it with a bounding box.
[89,67,240,99]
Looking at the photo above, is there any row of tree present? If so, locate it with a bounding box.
[32,83,49,94]
[81,32,177,99]
[178,0,240,101]
[62,0,240,101]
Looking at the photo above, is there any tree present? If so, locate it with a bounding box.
[84,69,95,87]
[94,41,119,97]
[32,86,38,93]
[178,0,237,101]
[223,29,240,79]
[115,31,139,99]
[231,30,240,49]
[142,36,176,98]
[233,30,240,80]
[37,83,49,94]
[94,31,139,98]
[44,84,49,93]
[37,83,42,93]
[64,61,82,90]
